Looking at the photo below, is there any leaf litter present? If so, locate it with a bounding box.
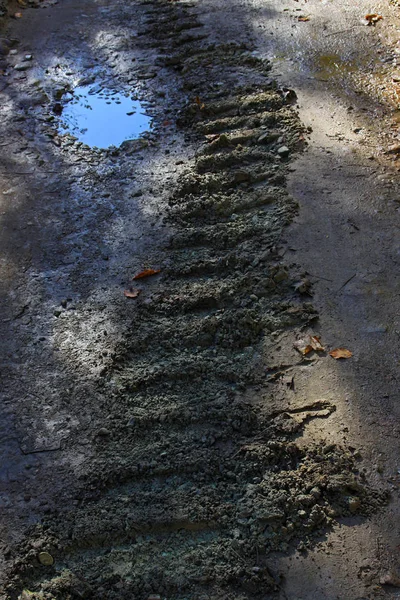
[365,13,383,25]
[329,348,353,359]
[133,268,161,280]
[124,289,141,299]
[294,335,325,355]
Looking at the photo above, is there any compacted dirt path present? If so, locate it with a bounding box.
[0,0,399,599]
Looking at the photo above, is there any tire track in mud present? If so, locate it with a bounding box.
[4,1,387,599]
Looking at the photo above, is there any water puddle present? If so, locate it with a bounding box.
[58,85,151,148]
[314,54,357,78]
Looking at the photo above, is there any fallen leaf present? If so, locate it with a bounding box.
[365,13,383,25]
[14,12,23,18]
[195,96,205,110]
[133,268,161,280]
[17,0,27,5]
[124,289,141,299]
[310,335,325,352]
[329,348,353,359]
[294,335,325,355]
[386,143,400,154]
[294,338,313,355]
[298,15,310,21]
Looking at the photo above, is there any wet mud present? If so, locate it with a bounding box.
[0,0,395,599]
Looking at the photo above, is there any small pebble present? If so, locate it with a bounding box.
[277,145,290,158]
[348,497,361,513]
[14,63,31,71]
[97,428,111,437]
[38,551,54,566]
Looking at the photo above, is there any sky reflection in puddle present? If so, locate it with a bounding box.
[59,85,151,148]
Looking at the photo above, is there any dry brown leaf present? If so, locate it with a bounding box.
[310,335,325,352]
[195,96,205,110]
[14,12,23,18]
[124,288,141,299]
[329,348,353,359]
[294,339,313,355]
[133,268,161,280]
[365,13,383,25]
[298,15,310,22]
[294,335,325,355]
[386,143,400,154]
[17,0,27,6]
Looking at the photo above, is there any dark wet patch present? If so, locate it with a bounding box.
[58,85,151,149]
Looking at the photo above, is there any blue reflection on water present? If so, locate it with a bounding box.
[59,85,151,148]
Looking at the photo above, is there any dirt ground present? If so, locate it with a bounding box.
[0,0,400,598]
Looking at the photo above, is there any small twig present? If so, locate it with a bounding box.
[325,28,354,37]
[231,547,246,565]
[337,273,356,292]
[0,171,34,175]
[324,26,364,37]
[307,272,333,282]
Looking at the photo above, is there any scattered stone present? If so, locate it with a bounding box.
[273,267,289,282]
[380,571,400,587]
[14,63,31,71]
[233,170,250,183]
[38,551,54,566]
[277,145,290,158]
[258,131,279,144]
[52,102,63,115]
[97,428,111,437]
[386,143,400,154]
[348,496,361,513]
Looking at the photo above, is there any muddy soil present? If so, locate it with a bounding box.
[0,0,399,599]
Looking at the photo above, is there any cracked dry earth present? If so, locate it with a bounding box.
[0,0,399,599]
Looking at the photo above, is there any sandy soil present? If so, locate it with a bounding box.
[0,0,399,599]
